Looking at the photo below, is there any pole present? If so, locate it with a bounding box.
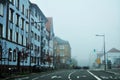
[103,35,106,71]
[96,34,106,71]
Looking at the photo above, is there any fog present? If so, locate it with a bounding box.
[30,0,120,66]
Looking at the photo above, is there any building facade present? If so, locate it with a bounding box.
[0,0,48,73]
[53,37,71,69]
[29,2,47,70]
[0,0,30,72]
[46,17,54,68]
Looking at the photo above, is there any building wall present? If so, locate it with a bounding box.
[53,37,71,69]
[0,0,48,72]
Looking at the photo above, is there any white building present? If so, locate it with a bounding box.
[100,48,120,68]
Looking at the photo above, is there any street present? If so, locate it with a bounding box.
[13,69,120,80]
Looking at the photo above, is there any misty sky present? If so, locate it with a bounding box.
[30,0,120,66]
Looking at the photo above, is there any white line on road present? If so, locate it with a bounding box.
[51,76,57,79]
[87,70,102,80]
[68,71,76,80]
[77,76,79,78]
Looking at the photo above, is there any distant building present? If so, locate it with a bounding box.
[100,48,120,68]
[46,17,54,68]
[53,37,71,69]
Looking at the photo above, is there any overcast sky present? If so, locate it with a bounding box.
[30,0,120,66]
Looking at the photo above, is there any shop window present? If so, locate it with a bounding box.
[0,46,2,60]
[13,49,16,61]
[8,48,12,61]
[0,24,3,38]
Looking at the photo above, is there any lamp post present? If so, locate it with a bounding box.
[96,34,106,71]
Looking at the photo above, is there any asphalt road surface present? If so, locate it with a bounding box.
[14,69,120,80]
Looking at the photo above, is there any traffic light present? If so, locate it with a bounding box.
[94,49,96,52]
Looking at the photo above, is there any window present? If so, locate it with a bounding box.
[26,9,29,18]
[0,46,2,60]
[13,49,16,61]
[16,32,18,43]
[19,34,21,44]
[10,29,12,41]
[23,36,26,46]
[26,22,29,32]
[35,33,37,40]
[31,31,33,38]
[38,36,40,42]
[15,0,19,9]
[9,8,14,23]
[8,48,12,61]
[21,18,24,30]
[39,15,41,21]
[22,5,24,14]
[38,25,40,31]
[0,24,3,38]
[16,13,19,26]
[35,9,37,17]
[0,3,3,16]
[22,35,23,45]
[35,22,37,28]
[31,18,34,26]
[26,38,28,46]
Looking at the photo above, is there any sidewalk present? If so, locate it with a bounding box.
[0,73,29,80]
[0,69,65,80]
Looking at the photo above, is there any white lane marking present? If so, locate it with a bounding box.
[57,76,62,78]
[51,76,57,79]
[51,75,62,79]
[77,76,79,78]
[100,76,109,79]
[68,71,76,80]
[87,70,102,80]
[32,77,39,80]
[82,75,87,77]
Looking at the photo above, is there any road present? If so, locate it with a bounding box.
[13,69,120,80]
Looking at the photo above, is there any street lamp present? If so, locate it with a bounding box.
[96,34,106,71]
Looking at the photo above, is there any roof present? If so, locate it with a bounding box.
[107,48,120,53]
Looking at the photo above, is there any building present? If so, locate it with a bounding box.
[100,48,120,69]
[53,37,71,69]
[45,17,54,68]
[0,0,30,72]
[29,2,47,70]
[0,0,48,73]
